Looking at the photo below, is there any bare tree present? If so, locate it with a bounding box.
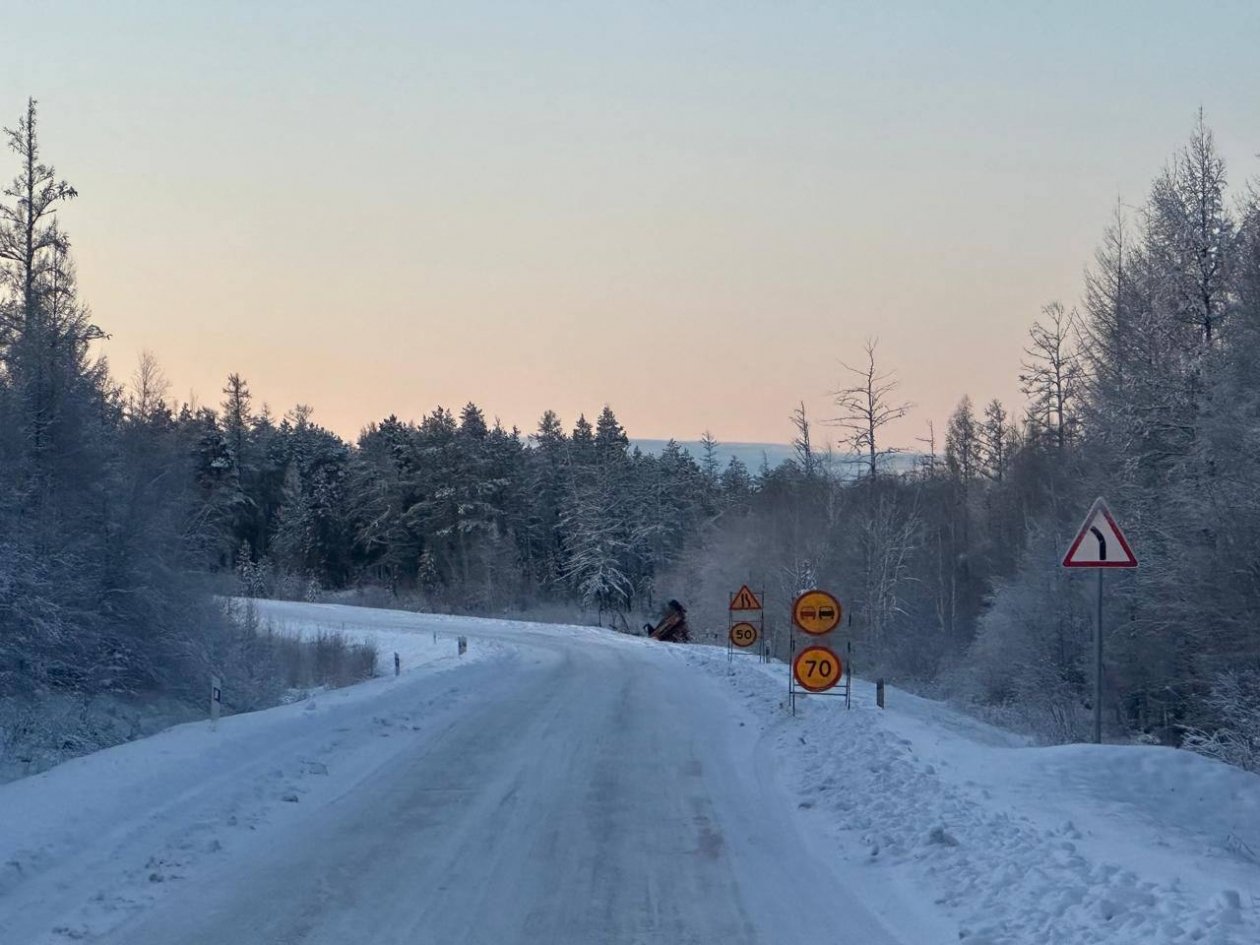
[831,339,911,480]
[980,399,1015,482]
[1019,302,1083,452]
[915,420,941,478]
[790,402,818,479]
[857,492,922,660]
[1147,109,1234,347]
[129,350,170,420]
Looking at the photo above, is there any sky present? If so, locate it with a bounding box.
[3,1,1259,448]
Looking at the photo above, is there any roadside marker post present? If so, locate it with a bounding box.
[210,675,222,730]
[1062,497,1138,744]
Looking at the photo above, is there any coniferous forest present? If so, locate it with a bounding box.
[3,101,1259,769]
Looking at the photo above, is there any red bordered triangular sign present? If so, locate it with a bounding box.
[1062,498,1138,568]
[730,585,763,611]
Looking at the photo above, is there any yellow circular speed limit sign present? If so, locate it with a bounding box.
[792,589,842,635]
[729,622,759,649]
[793,645,843,692]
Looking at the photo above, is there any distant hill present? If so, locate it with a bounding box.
[632,439,803,472]
[631,439,920,477]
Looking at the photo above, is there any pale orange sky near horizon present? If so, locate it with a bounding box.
[4,2,1259,448]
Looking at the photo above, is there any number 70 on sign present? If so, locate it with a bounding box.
[793,645,843,692]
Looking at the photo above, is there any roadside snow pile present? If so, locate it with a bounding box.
[684,646,1260,945]
[0,631,510,945]
[244,598,475,672]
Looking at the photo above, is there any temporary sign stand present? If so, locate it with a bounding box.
[728,585,766,666]
[787,589,848,715]
[1062,497,1138,744]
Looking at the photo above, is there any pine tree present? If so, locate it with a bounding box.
[570,413,594,468]
[700,428,720,506]
[594,405,629,462]
[524,410,569,586]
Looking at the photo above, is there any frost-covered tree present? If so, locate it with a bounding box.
[561,464,634,618]
[979,399,1014,483]
[1146,111,1234,348]
[1019,303,1082,452]
[944,396,981,483]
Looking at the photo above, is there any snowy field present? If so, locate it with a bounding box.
[233,596,504,673]
[1,601,1257,944]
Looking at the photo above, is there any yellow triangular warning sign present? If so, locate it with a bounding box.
[730,585,763,611]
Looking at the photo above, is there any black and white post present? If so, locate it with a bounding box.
[210,675,222,731]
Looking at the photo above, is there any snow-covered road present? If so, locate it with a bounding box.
[1,602,907,944]
[5,600,1258,944]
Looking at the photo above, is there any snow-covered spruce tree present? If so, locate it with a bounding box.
[560,461,634,621]
[346,415,423,592]
[698,429,721,513]
[718,456,753,512]
[521,410,569,589]
[0,100,113,697]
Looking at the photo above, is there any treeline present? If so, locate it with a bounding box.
[0,102,372,729]
[192,395,747,620]
[3,100,1258,764]
[669,113,1260,760]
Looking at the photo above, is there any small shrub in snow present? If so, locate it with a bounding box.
[1183,671,1260,773]
[927,825,959,847]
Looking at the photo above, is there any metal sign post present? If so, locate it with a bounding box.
[788,589,847,715]
[728,587,765,669]
[1095,569,1104,744]
[1062,497,1138,744]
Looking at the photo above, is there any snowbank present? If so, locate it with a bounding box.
[683,645,1260,945]
[0,607,512,944]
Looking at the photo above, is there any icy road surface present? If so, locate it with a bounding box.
[0,602,909,945]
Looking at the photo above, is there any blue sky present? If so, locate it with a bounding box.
[3,2,1258,443]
